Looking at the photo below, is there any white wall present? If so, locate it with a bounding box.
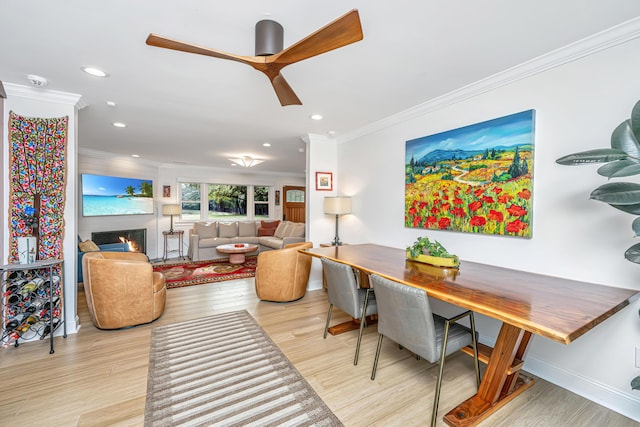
[333,34,640,419]
[2,84,83,335]
[78,149,161,258]
[306,134,341,289]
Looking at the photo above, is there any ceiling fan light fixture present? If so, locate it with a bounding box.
[255,19,284,56]
[146,9,362,106]
[229,156,264,168]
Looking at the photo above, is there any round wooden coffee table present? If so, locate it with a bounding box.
[216,243,259,264]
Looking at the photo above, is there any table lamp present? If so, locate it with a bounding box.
[323,196,351,246]
[162,204,181,232]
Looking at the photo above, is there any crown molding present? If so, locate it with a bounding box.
[5,83,87,109]
[79,147,305,177]
[79,147,162,167]
[336,16,640,144]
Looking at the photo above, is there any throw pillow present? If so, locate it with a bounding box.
[287,223,305,238]
[257,228,274,237]
[238,221,256,237]
[261,220,280,229]
[195,222,217,239]
[218,222,237,238]
[273,222,288,239]
[78,240,100,252]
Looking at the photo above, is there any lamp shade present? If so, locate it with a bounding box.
[323,197,351,215]
[162,204,181,216]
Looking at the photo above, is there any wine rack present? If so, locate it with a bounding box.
[1,259,66,354]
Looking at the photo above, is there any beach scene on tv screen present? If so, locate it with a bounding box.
[82,174,154,216]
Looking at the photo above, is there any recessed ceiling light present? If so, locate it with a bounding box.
[310,114,323,120]
[113,122,126,128]
[263,143,271,147]
[328,130,336,137]
[106,101,116,107]
[82,66,109,77]
[131,154,140,158]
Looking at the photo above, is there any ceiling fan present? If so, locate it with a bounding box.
[146,9,363,106]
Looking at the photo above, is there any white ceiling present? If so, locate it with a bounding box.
[3,1,640,175]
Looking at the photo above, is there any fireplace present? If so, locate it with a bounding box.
[92,229,146,254]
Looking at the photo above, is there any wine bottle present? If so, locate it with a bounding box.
[3,283,20,297]
[25,298,47,313]
[20,280,38,295]
[42,296,61,310]
[40,319,61,340]
[16,322,32,334]
[7,270,23,281]
[7,293,23,305]
[25,313,40,325]
[5,313,27,331]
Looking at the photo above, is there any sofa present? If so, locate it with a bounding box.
[77,241,129,283]
[82,251,166,329]
[188,220,305,261]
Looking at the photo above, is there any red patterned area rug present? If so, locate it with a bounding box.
[152,257,257,289]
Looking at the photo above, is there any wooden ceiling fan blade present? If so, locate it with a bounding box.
[270,74,302,106]
[273,9,363,66]
[146,34,260,66]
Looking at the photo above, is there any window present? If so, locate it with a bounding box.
[254,186,269,218]
[208,184,247,220]
[179,182,272,221]
[286,189,305,202]
[180,183,201,221]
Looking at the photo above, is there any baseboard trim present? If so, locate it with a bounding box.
[523,353,640,422]
[307,277,323,291]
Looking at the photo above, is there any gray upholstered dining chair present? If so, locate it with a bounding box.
[369,274,480,427]
[321,257,377,365]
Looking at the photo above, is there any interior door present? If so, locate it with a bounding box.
[283,186,306,223]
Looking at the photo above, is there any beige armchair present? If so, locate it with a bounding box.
[82,252,166,329]
[254,242,313,302]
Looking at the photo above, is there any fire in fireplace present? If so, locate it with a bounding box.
[92,229,147,254]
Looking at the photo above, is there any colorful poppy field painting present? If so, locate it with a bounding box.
[405,110,535,238]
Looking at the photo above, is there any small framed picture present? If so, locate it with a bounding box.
[316,172,333,191]
[163,185,171,198]
[275,190,281,206]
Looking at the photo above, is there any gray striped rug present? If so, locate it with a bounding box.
[144,310,343,427]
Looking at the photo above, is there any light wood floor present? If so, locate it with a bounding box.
[0,278,637,427]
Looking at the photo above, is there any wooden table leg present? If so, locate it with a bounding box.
[326,269,376,335]
[443,323,535,426]
[327,315,377,335]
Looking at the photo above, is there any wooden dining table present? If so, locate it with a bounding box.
[301,243,639,426]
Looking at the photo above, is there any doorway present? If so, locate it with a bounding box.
[282,186,306,223]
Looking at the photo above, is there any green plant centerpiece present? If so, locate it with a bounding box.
[406,236,459,267]
[556,98,640,392]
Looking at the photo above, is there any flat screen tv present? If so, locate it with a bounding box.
[81,173,154,216]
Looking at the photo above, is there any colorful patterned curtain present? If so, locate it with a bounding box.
[8,112,68,263]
